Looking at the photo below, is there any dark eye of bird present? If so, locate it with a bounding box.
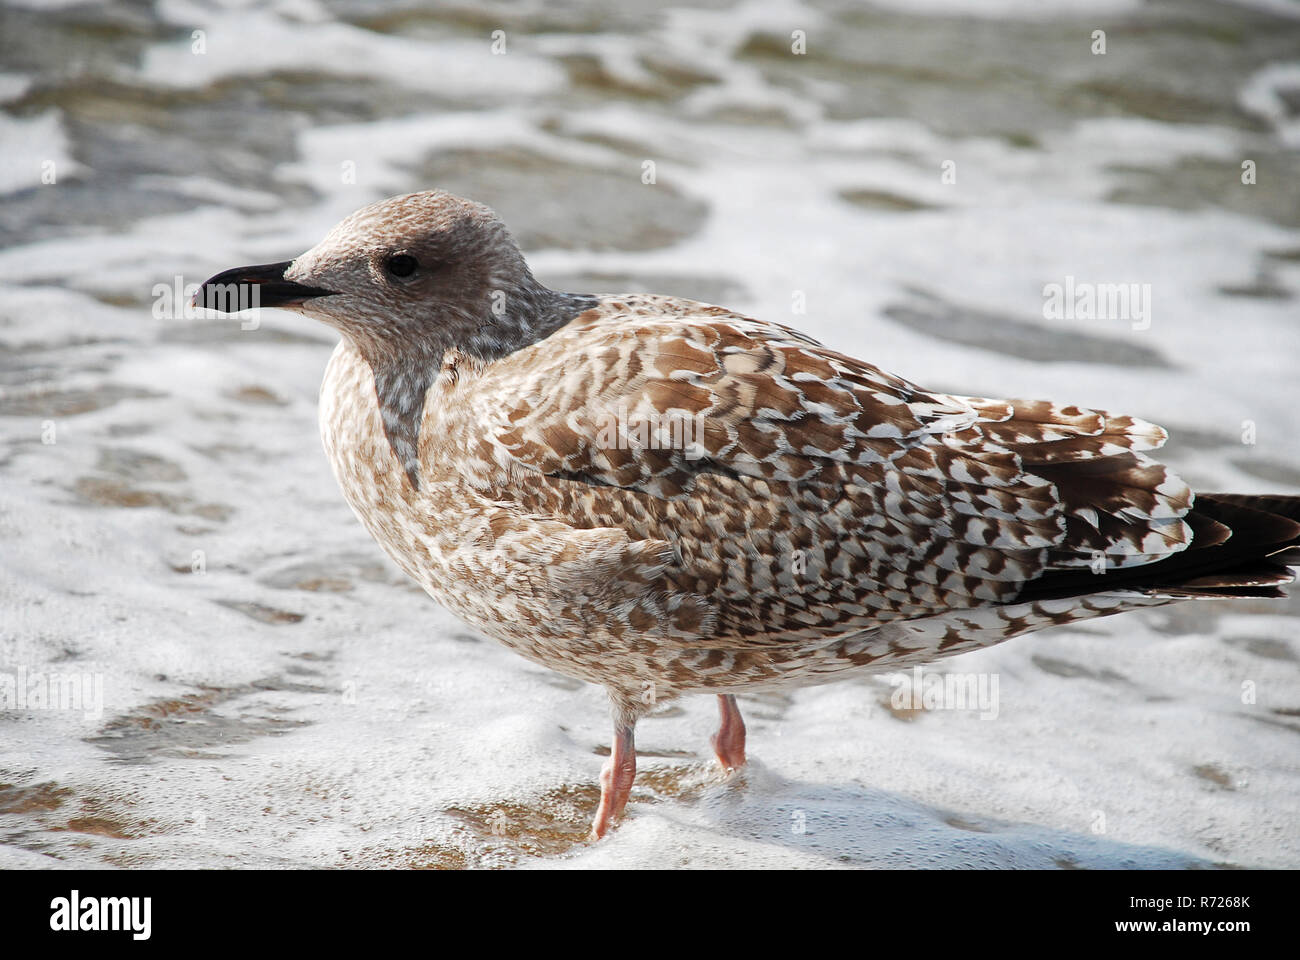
[385,254,418,278]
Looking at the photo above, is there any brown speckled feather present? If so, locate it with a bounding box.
[201,190,1297,713]
[317,289,1273,704]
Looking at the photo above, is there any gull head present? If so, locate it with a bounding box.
[195,191,563,360]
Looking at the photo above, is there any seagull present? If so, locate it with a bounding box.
[197,191,1300,840]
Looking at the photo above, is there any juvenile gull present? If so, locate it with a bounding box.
[198,191,1300,839]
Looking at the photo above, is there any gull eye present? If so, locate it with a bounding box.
[385,254,418,279]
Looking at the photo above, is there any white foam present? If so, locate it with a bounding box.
[1240,61,1300,147]
[3,0,108,7]
[0,110,84,195]
[0,73,31,104]
[140,1,564,97]
[862,0,1142,18]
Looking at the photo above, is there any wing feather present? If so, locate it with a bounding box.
[465,297,1197,646]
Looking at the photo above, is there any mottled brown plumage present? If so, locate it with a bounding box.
[198,190,1300,839]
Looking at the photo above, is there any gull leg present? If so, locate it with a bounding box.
[710,693,747,771]
[590,721,636,840]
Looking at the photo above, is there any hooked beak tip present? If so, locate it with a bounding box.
[193,260,336,313]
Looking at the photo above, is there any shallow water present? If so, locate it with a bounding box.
[1,0,1299,869]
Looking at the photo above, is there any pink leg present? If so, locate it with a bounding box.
[710,694,747,771]
[590,722,636,840]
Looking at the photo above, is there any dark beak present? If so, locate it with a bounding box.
[192,260,336,313]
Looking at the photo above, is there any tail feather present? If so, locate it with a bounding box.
[1017,493,1300,603]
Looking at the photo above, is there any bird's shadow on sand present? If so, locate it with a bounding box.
[631,759,1226,869]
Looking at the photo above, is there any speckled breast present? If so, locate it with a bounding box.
[316,339,679,694]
